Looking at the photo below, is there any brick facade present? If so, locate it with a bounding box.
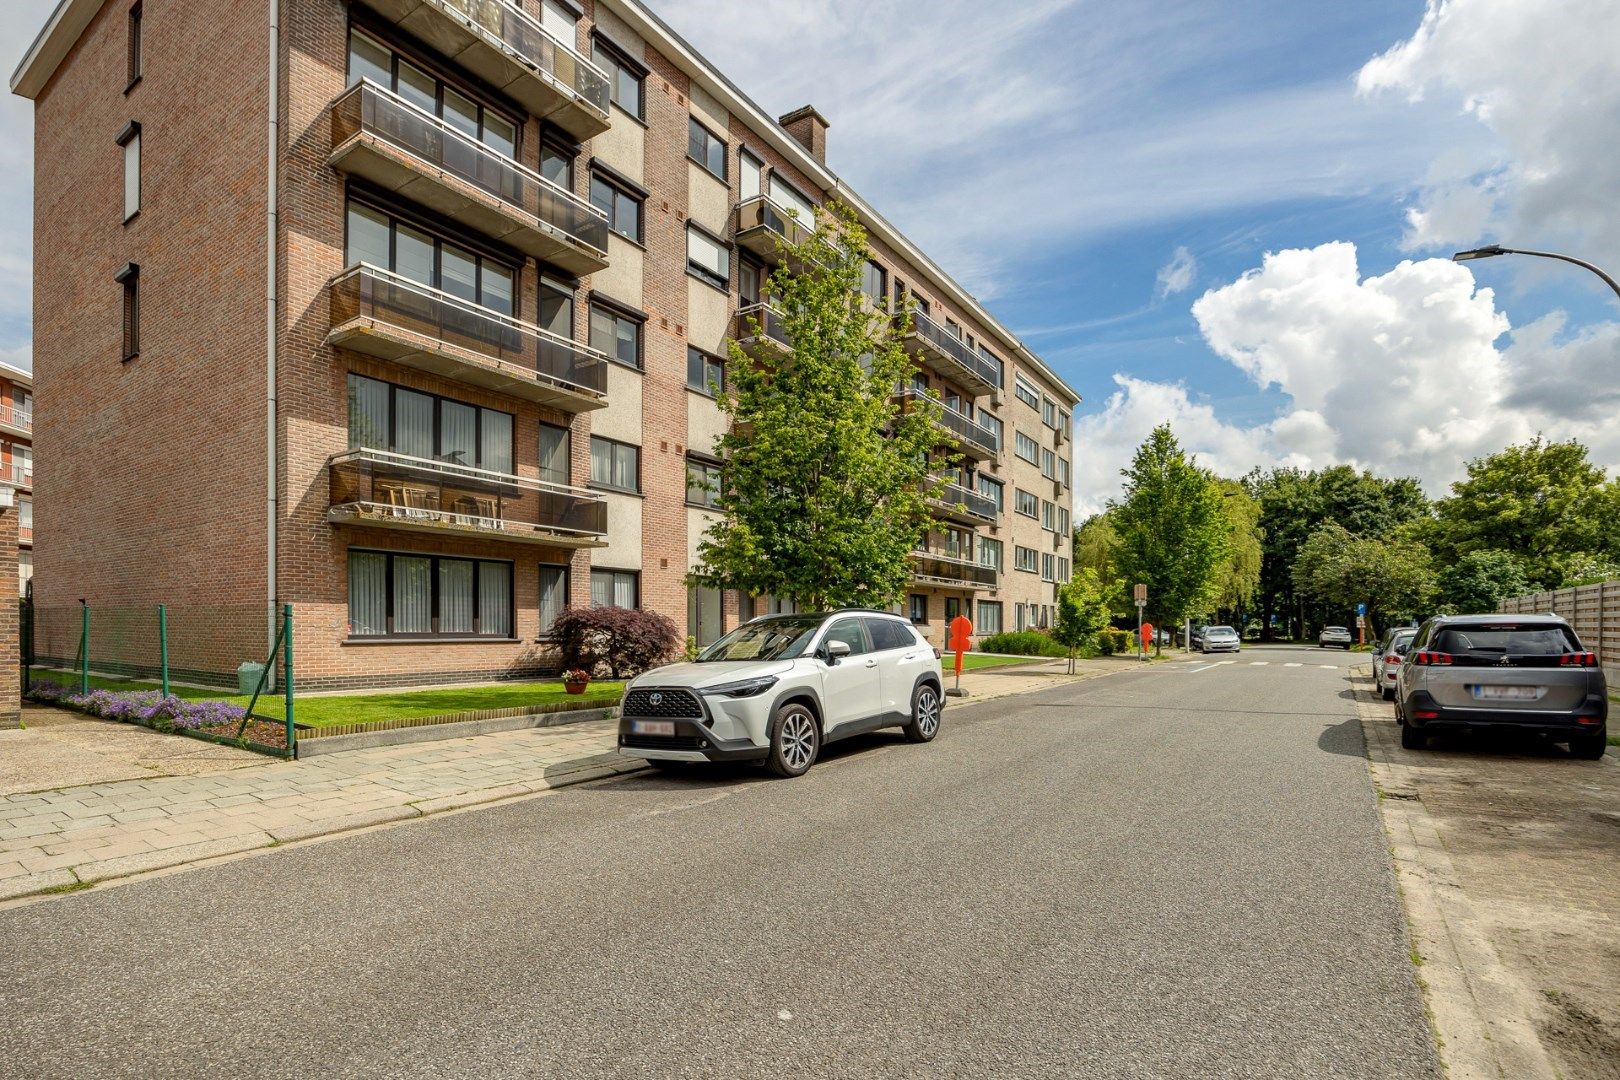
[18,0,1081,690]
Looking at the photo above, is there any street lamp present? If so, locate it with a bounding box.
[1451,245,1620,302]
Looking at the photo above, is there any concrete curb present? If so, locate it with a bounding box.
[294,706,618,757]
[1355,678,1560,1080]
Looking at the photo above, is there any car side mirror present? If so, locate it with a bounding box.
[823,640,851,665]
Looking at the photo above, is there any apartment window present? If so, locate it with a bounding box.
[346,29,518,157]
[1014,546,1039,573]
[1042,552,1055,582]
[687,586,725,647]
[1058,408,1071,434]
[687,117,727,180]
[116,263,139,361]
[942,527,972,562]
[1057,556,1071,583]
[978,344,1006,389]
[1014,374,1040,410]
[18,499,32,532]
[768,174,816,233]
[347,550,512,639]
[1041,447,1056,479]
[127,3,142,88]
[590,568,639,608]
[945,598,962,624]
[687,348,724,396]
[1014,488,1038,519]
[591,38,644,118]
[978,409,1003,452]
[739,150,763,200]
[539,423,570,486]
[975,601,1003,636]
[1015,604,1028,632]
[540,140,574,188]
[861,261,887,305]
[18,551,31,596]
[908,594,928,624]
[117,121,140,221]
[345,202,516,314]
[347,374,514,472]
[1059,457,1071,488]
[1014,432,1040,465]
[589,170,642,242]
[686,457,723,509]
[589,436,639,493]
[738,258,767,307]
[945,317,962,340]
[538,564,570,636]
[540,0,578,45]
[686,224,730,290]
[588,301,642,369]
[978,537,1003,572]
[1058,507,1070,535]
[975,474,1004,512]
[1042,396,1057,428]
[1041,500,1055,531]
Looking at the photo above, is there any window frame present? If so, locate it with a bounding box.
[1014,373,1040,411]
[1014,545,1039,573]
[975,473,1004,512]
[538,422,571,487]
[589,435,641,494]
[588,166,645,243]
[1014,431,1040,465]
[115,262,140,362]
[346,548,515,640]
[345,26,524,155]
[908,594,929,624]
[685,455,724,509]
[687,584,726,647]
[346,373,515,472]
[1014,488,1039,519]
[686,347,725,397]
[975,600,1003,636]
[117,120,141,222]
[590,567,640,609]
[344,198,521,315]
[685,222,732,291]
[126,2,142,90]
[590,34,646,120]
[537,562,570,638]
[978,537,1003,571]
[587,297,644,370]
[687,116,728,181]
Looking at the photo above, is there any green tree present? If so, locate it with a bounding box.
[1051,568,1112,673]
[1291,522,1435,636]
[1436,550,1529,614]
[689,201,945,610]
[1112,425,1231,648]
[1073,510,1129,618]
[1211,478,1262,618]
[1432,437,1618,588]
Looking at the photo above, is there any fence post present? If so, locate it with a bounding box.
[282,603,295,756]
[79,601,89,696]
[157,604,170,697]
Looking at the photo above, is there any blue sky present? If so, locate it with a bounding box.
[4,0,1617,512]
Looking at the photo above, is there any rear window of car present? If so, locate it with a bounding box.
[1432,624,1580,664]
[1206,626,1237,637]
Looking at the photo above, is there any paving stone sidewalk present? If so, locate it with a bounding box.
[0,657,1130,903]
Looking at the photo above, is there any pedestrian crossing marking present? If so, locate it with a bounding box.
[1249,661,1268,666]
[1319,664,1337,669]
[1284,662,1302,667]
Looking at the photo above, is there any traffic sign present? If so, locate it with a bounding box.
[1356,602,1367,617]
[1133,583,1148,603]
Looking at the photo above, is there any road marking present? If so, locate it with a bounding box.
[1320,664,1337,669]
[1284,662,1302,668]
[1184,662,1224,673]
[1249,661,1269,666]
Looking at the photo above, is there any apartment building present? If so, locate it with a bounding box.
[0,362,34,596]
[13,0,1080,689]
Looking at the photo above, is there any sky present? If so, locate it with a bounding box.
[3,0,1618,514]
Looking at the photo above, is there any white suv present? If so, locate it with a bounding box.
[617,610,945,777]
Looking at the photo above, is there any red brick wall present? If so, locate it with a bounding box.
[0,500,16,725]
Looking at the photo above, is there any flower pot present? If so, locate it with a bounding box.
[564,681,589,696]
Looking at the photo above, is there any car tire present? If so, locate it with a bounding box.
[1569,733,1607,760]
[902,683,943,744]
[1381,685,1394,701]
[1400,722,1426,750]
[765,702,820,778]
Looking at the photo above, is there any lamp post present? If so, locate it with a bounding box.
[1452,245,1620,302]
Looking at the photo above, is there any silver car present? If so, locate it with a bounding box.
[1201,625,1240,654]
[1319,626,1354,649]
[1372,628,1417,700]
[1394,614,1608,758]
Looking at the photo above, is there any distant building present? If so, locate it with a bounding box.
[0,361,31,595]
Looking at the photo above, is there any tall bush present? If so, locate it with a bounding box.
[551,607,680,678]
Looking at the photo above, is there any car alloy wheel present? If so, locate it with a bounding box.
[767,703,820,778]
[904,684,942,743]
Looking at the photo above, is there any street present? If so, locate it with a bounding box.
[0,645,1437,1079]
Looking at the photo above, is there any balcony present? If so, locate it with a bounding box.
[732,303,791,358]
[0,404,31,439]
[911,551,998,591]
[328,448,607,547]
[352,0,610,139]
[930,481,998,526]
[330,81,608,275]
[734,197,813,265]
[17,525,31,547]
[900,310,1002,397]
[3,463,32,491]
[328,265,609,411]
[897,390,999,461]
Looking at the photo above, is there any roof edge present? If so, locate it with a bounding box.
[10,0,96,99]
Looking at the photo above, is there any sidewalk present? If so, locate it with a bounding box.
[0,656,1128,904]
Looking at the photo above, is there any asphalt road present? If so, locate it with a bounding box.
[0,644,1437,1079]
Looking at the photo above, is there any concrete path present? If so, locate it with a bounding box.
[0,657,1126,902]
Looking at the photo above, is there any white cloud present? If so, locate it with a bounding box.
[1154,247,1197,299]
[1357,0,1620,261]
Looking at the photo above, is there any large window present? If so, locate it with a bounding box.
[347,550,512,638]
[540,139,574,188]
[739,150,762,200]
[975,601,1003,636]
[686,225,730,290]
[346,202,516,314]
[116,263,139,361]
[1014,432,1040,465]
[1014,374,1040,411]
[978,409,1003,451]
[1059,457,1071,488]
[118,121,140,221]
[589,436,639,493]
[687,586,725,647]
[686,457,723,509]
[1014,546,1039,573]
[975,474,1003,512]
[978,537,1003,571]
[538,563,569,636]
[347,29,519,157]
[591,38,644,118]
[860,261,887,305]
[1058,507,1070,535]
[539,423,570,486]
[590,170,643,242]
[687,348,724,396]
[1041,447,1056,479]
[768,174,816,232]
[588,301,642,369]
[1042,396,1057,428]
[590,568,639,608]
[908,594,928,624]
[978,344,1005,389]
[1014,488,1038,519]
[347,374,514,472]
[688,116,727,180]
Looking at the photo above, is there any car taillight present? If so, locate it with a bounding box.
[1384,654,1399,664]
[1559,651,1598,667]
[1412,651,1452,666]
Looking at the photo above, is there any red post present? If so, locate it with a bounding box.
[948,615,973,696]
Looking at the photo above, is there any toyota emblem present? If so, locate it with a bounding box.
[650,693,664,706]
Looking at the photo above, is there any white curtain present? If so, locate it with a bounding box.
[441,401,477,466]
[481,411,513,474]
[439,559,474,633]
[395,390,434,459]
[539,565,568,633]
[479,562,512,636]
[348,552,387,636]
[393,556,432,633]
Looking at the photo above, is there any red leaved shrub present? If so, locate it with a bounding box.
[551,606,680,678]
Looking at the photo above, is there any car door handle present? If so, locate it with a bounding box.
[864,659,878,668]
[901,652,919,661]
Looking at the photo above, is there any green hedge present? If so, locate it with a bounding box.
[978,630,1069,657]
[1098,628,1135,655]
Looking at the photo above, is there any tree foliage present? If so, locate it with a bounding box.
[1436,549,1530,615]
[1211,478,1263,614]
[1291,522,1435,635]
[1072,511,1129,618]
[552,607,680,678]
[1051,568,1113,672]
[689,201,945,610]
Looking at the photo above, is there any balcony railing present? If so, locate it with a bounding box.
[931,481,998,523]
[734,196,813,263]
[900,310,1002,395]
[0,404,31,435]
[328,264,608,409]
[328,448,607,546]
[911,551,999,589]
[733,303,791,352]
[354,0,610,138]
[3,463,32,488]
[331,80,608,273]
[898,389,999,459]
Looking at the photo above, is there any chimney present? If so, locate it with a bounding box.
[778,105,829,164]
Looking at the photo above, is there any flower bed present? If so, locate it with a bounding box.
[26,679,291,755]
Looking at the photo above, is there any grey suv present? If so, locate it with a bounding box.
[1394,614,1607,758]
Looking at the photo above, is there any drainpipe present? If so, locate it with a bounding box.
[265,0,280,668]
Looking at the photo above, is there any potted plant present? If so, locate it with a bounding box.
[562,667,591,696]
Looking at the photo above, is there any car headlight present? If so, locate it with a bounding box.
[698,675,779,699]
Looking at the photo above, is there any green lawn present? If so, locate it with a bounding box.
[959,652,1061,670]
[28,670,623,728]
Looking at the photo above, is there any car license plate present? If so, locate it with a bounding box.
[1470,685,1540,701]
[631,720,675,736]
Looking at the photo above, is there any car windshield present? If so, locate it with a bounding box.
[1206,626,1237,638]
[696,616,824,662]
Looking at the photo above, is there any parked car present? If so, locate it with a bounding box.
[1319,626,1354,649]
[1188,624,1208,649]
[1394,614,1607,758]
[1201,625,1241,654]
[1372,628,1418,700]
[617,610,945,778]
